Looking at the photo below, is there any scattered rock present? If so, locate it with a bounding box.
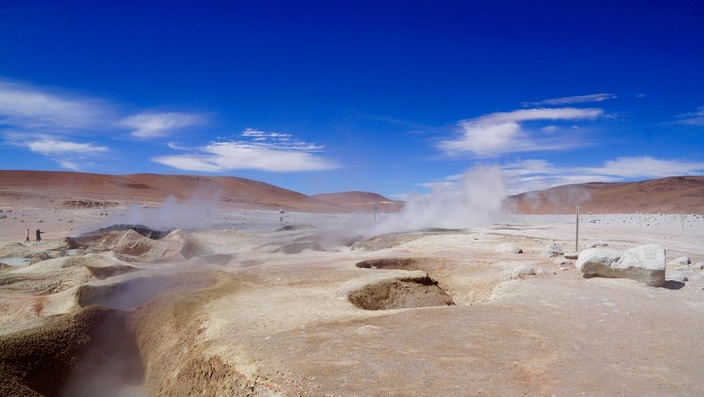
[511,265,535,277]
[495,243,523,254]
[668,273,689,282]
[695,262,704,269]
[355,325,381,333]
[553,258,572,266]
[576,245,666,287]
[564,252,579,260]
[668,256,691,266]
[588,242,609,248]
[543,243,564,257]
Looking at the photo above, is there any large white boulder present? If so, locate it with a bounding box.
[576,245,666,287]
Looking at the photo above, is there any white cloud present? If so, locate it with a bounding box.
[522,93,617,106]
[238,128,323,150]
[676,106,704,126]
[438,107,603,157]
[3,132,109,171]
[0,80,209,169]
[4,132,108,155]
[501,156,704,194]
[152,129,337,172]
[57,160,80,171]
[122,112,203,139]
[0,81,109,130]
[25,137,108,155]
[582,156,704,178]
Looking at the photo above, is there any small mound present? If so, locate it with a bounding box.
[349,275,455,310]
[74,224,172,243]
[273,241,326,254]
[85,263,138,279]
[351,233,424,251]
[112,229,189,263]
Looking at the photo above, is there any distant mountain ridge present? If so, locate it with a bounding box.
[506,176,704,214]
[1,171,702,214]
[0,170,398,212]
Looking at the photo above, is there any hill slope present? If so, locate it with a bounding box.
[0,171,347,212]
[506,176,704,214]
[312,191,404,212]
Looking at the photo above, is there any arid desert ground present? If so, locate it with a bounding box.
[1,171,703,396]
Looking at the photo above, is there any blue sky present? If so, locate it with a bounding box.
[1,0,703,198]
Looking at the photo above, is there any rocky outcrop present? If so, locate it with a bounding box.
[576,245,666,287]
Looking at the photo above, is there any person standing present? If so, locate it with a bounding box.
[35,229,44,242]
[24,228,30,243]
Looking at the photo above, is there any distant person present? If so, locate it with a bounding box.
[35,229,44,242]
[24,228,30,243]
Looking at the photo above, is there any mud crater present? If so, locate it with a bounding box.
[351,258,455,310]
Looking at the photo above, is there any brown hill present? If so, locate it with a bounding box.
[506,176,704,214]
[312,191,405,212]
[0,171,348,212]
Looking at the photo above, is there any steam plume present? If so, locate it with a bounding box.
[364,165,508,236]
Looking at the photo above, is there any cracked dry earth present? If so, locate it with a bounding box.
[1,210,704,396]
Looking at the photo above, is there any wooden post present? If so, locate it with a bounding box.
[575,206,580,252]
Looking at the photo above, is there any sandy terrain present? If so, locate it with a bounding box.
[1,172,704,396]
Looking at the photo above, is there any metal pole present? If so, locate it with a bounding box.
[575,206,580,252]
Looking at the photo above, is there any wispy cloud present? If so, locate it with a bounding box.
[122,112,203,138]
[4,132,109,170]
[0,80,204,170]
[501,156,704,194]
[522,93,617,107]
[676,105,704,126]
[437,107,603,157]
[152,129,337,172]
[25,137,108,154]
[0,81,110,130]
[582,156,704,178]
